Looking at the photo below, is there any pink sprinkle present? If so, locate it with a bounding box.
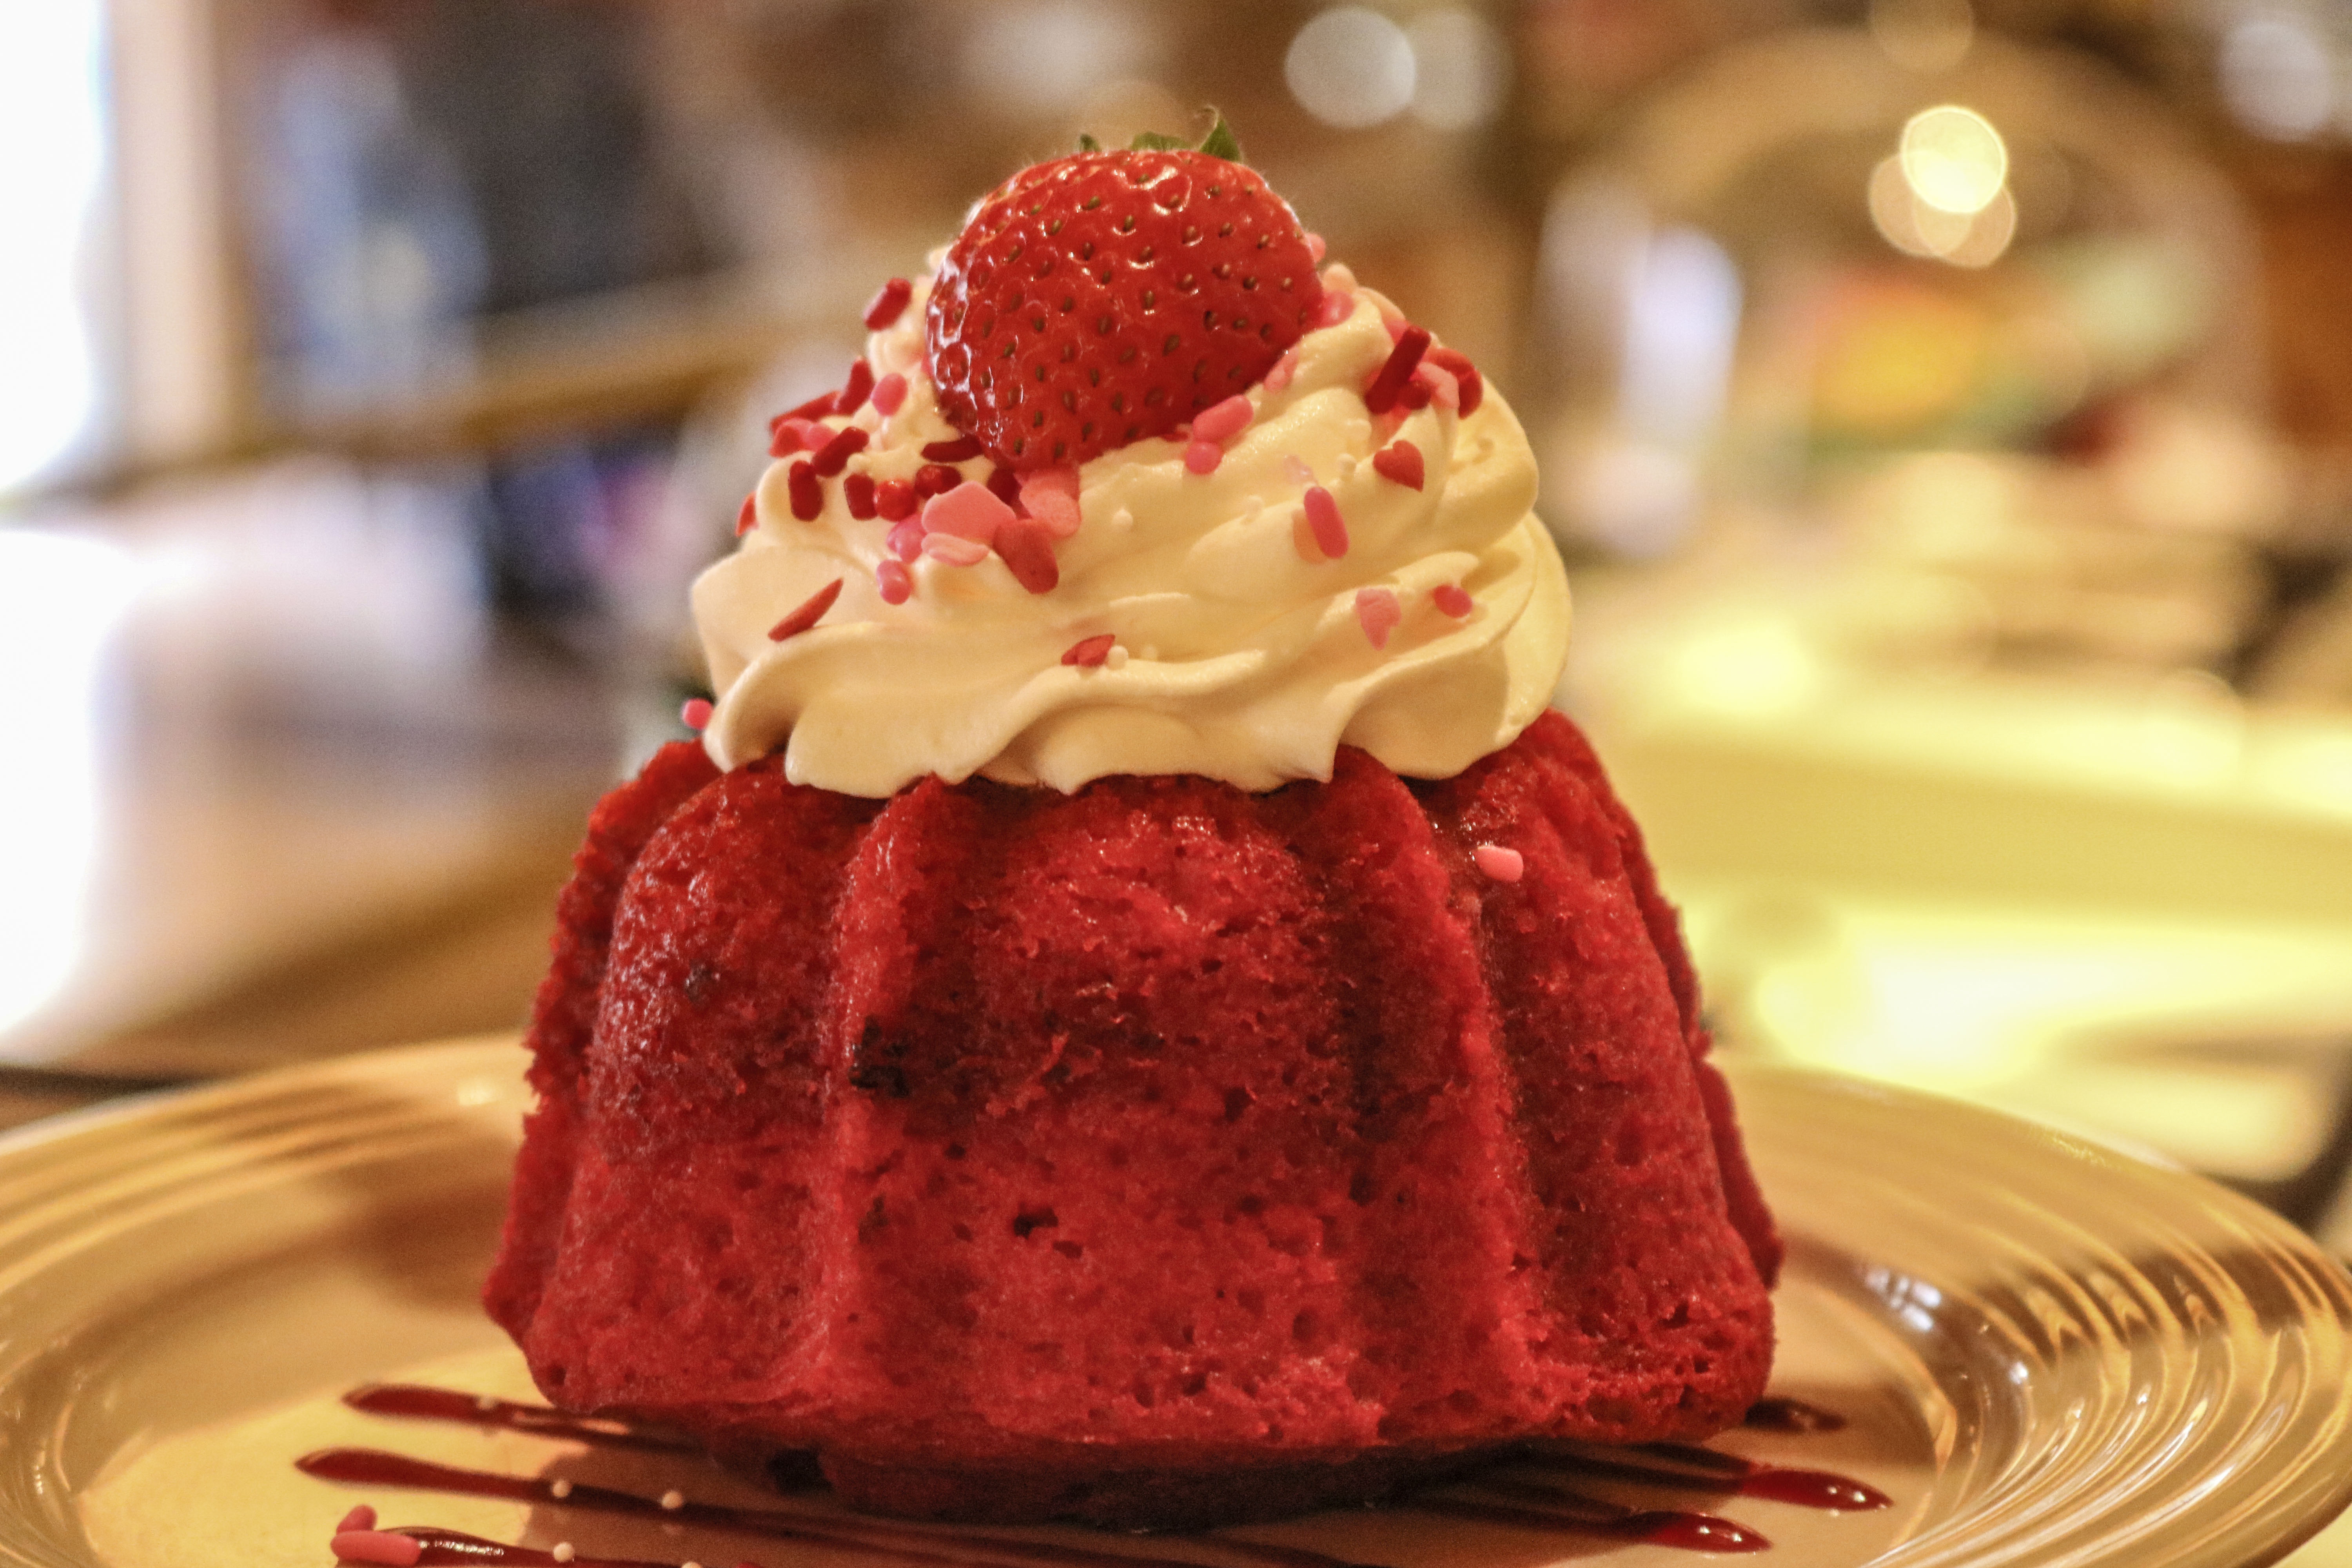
[1474,844,1525,883]
[338,1506,379,1534]
[923,532,991,566]
[1264,349,1299,392]
[876,559,912,604]
[922,480,1014,544]
[768,577,844,641]
[1355,586,1401,649]
[1311,290,1355,330]
[1018,466,1083,538]
[769,417,822,456]
[1382,311,1411,344]
[886,517,925,562]
[1434,583,1474,618]
[1282,454,1315,486]
[681,697,713,730]
[1306,232,1327,263]
[1412,360,1460,411]
[330,1530,422,1567]
[1062,633,1116,668]
[870,372,907,417]
[1184,440,1223,475]
[1303,485,1349,559]
[1192,394,1254,444]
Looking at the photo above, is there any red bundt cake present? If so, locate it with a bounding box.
[485,124,1780,1528]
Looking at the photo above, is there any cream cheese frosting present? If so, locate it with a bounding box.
[693,274,1570,796]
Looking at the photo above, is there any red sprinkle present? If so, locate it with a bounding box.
[923,434,985,463]
[787,461,822,521]
[864,276,913,330]
[329,1530,422,1567]
[1399,375,1433,412]
[914,463,962,498]
[1303,485,1349,559]
[1062,633,1116,668]
[875,478,918,521]
[337,1506,379,1534]
[681,697,713,730]
[985,462,1025,512]
[811,426,869,477]
[734,493,758,536]
[843,472,877,519]
[1363,325,1431,414]
[768,577,844,641]
[1372,439,1425,490]
[994,518,1060,594]
[1427,346,1483,414]
[1434,583,1474,618]
[837,358,875,416]
[1474,843,1524,882]
[876,559,912,604]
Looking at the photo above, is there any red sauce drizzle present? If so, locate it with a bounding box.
[310,1386,1884,1566]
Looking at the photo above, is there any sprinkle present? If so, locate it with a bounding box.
[337,1506,378,1534]
[1434,583,1474,618]
[787,461,822,521]
[1303,485,1349,559]
[1427,346,1483,414]
[923,532,991,566]
[886,517,925,561]
[1063,633,1116,668]
[1383,313,1408,343]
[1372,440,1425,490]
[923,479,1014,544]
[734,493,758,536]
[922,434,984,463]
[1264,348,1299,392]
[1475,844,1524,883]
[1321,261,1359,292]
[1192,394,1254,444]
[1019,466,1082,537]
[870,372,907,417]
[768,577,844,640]
[842,472,877,519]
[549,1478,573,1498]
[1306,232,1327,263]
[661,1490,687,1511]
[994,518,1060,593]
[553,1545,576,1564]
[1355,587,1401,649]
[1105,644,1129,669]
[1363,326,1431,414]
[768,417,821,457]
[330,1530,422,1567]
[864,276,913,330]
[985,463,1024,511]
[1184,440,1223,475]
[837,358,875,415]
[1412,360,1459,411]
[811,426,869,477]
[875,478,918,521]
[1311,290,1355,329]
[681,698,713,730]
[1281,454,1315,486]
[877,559,912,604]
[1399,375,1433,412]
[914,462,962,498]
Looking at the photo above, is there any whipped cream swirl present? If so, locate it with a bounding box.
[693,278,1570,796]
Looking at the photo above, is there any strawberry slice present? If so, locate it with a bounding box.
[926,124,1323,472]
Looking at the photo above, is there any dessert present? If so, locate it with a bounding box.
[484,123,1780,1530]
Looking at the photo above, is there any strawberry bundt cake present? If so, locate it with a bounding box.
[485,123,1780,1529]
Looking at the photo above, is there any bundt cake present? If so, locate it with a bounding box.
[485,123,1780,1529]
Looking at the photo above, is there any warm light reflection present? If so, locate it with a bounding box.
[0,531,134,1045]
[1285,6,1415,130]
[1869,155,2015,268]
[1899,105,2007,215]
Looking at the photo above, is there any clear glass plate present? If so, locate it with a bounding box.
[0,1040,2343,1568]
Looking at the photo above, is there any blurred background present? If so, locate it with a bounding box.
[2,0,2350,1255]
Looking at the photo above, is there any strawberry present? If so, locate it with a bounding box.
[926,120,1324,471]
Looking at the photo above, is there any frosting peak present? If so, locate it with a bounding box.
[693,279,1570,796]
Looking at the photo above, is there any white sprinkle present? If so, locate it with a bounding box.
[1105,645,1129,670]
[1336,454,1358,479]
[549,1479,573,1499]
[553,1546,576,1564]
[661,1490,686,1511]
[1112,507,1135,530]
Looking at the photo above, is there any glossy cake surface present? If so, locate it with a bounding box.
[485,711,1780,1527]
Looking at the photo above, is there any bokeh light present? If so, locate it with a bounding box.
[1285,6,1416,130]
[2218,15,2335,142]
[1406,9,1508,131]
[1900,105,2009,215]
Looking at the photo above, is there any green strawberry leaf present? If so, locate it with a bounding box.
[1076,132,1101,153]
[1196,112,1243,163]
[1129,130,1189,152]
